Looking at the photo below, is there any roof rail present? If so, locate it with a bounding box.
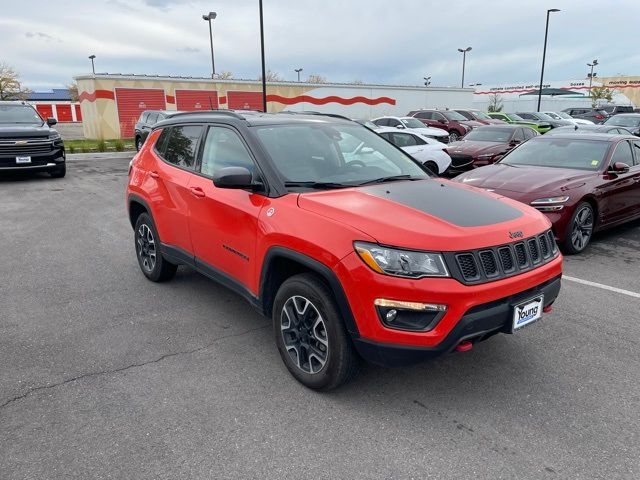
[168,109,248,120]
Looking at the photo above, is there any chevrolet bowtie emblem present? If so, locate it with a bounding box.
[14,140,28,145]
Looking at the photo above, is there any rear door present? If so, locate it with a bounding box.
[630,140,640,217]
[187,125,268,293]
[149,124,203,256]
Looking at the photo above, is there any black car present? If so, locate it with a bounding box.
[562,107,609,124]
[599,105,635,116]
[516,112,573,129]
[134,110,183,151]
[0,101,65,177]
[544,124,634,136]
[603,114,640,136]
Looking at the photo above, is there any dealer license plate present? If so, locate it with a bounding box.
[513,295,544,331]
[16,156,31,164]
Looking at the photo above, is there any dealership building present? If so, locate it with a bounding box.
[75,73,474,139]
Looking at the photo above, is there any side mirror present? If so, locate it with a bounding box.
[609,162,630,174]
[438,119,448,124]
[46,117,57,126]
[394,124,405,129]
[509,139,522,146]
[213,166,257,190]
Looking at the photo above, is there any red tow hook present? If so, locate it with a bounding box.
[455,341,473,352]
[543,305,553,313]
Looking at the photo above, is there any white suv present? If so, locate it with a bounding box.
[372,116,450,143]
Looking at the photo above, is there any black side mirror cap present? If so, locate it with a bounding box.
[213,166,260,190]
[46,117,57,126]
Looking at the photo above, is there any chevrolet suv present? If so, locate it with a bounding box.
[0,101,65,177]
[126,111,563,390]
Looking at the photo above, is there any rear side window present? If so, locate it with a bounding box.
[633,141,640,166]
[140,112,149,123]
[373,118,389,127]
[413,111,431,119]
[147,113,159,125]
[610,141,634,167]
[162,125,203,169]
[512,129,525,142]
[523,128,537,140]
[456,110,474,120]
[389,132,421,147]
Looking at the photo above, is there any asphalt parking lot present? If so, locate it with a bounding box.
[1,153,639,479]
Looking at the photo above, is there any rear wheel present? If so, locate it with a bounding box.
[50,164,66,178]
[134,213,177,281]
[135,136,143,151]
[424,161,439,175]
[562,201,594,254]
[273,273,359,390]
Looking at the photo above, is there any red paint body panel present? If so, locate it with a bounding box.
[175,90,219,111]
[115,88,166,138]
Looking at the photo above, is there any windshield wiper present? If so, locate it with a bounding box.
[355,175,422,186]
[284,181,352,190]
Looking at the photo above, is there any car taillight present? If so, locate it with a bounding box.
[595,114,604,119]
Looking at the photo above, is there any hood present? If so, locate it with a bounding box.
[460,120,484,128]
[0,123,50,138]
[297,179,549,251]
[446,140,507,156]
[415,127,448,137]
[482,118,507,125]
[455,163,596,196]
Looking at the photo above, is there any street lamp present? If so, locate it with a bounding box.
[259,0,267,112]
[587,59,599,97]
[536,8,561,112]
[295,68,303,82]
[457,47,472,88]
[202,11,217,78]
[468,82,482,87]
[423,76,431,87]
[88,54,96,75]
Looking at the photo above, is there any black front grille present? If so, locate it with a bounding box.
[446,229,559,285]
[456,253,479,281]
[0,139,53,156]
[449,154,473,168]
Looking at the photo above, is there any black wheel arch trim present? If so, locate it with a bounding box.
[127,194,153,229]
[259,247,360,337]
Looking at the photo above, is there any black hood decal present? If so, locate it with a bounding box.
[361,180,523,227]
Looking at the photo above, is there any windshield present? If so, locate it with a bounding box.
[544,112,562,120]
[358,120,380,130]
[471,110,492,120]
[464,128,514,142]
[253,123,429,188]
[0,104,43,124]
[605,116,640,128]
[401,118,428,129]
[442,111,468,121]
[500,138,610,170]
[506,113,525,121]
[555,112,573,120]
[533,112,554,121]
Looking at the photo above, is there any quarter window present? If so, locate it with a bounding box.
[163,125,203,169]
[200,126,256,177]
[523,128,537,140]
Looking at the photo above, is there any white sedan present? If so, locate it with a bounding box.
[375,127,451,175]
[371,116,450,143]
[542,111,594,125]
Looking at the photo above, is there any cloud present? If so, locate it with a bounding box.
[24,31,59,42]
[177,46,200,54]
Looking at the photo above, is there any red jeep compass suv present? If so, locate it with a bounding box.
[126,111,563,390]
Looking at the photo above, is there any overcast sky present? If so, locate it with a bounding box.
[2,0,639,90]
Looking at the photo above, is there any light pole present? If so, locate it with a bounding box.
[295,68,303,82]
[423,76,431,87]
[202,12,217,78]
[457,47,472,88]
[259,0,267,112]
[537,8,561,112]
[587,59,598,97]
[88,55,96,75]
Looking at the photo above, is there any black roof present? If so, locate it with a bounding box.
[154,110,354,129]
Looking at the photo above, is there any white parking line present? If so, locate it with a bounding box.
[563,275,640,299]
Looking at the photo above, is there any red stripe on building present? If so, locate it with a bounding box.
[78,89,116,102]
[266,94,396,106]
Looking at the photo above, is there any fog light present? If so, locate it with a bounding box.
[385,309,398,322]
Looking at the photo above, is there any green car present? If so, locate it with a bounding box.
[487,112,552,134]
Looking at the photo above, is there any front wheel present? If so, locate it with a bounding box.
[134,213,177,281]
[449,131,460,142]
[273,273,359,390]
[424,161,439,175]
[135,136,143,151]
[561,201,594,254]
[50,164,66,178]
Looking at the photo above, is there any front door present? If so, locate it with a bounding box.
[599,140,638,225]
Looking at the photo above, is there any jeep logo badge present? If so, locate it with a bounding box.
[509,231,524,239]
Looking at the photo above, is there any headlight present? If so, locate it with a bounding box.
[530,196,569,212]
[476,153,494,159]
[49,132,61,140]
[354,242,449,278]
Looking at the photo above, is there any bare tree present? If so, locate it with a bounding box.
[258,69,282,82]
[216,71,234,80]
[487,93,503,112]
[350,79,364,85]
[306,74,327,84]
[590,86,614,107]
[66,81,79,102]
[0,62,31,100]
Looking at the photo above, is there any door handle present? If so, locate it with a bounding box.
[190,186,206,198]
[149,171,160,179]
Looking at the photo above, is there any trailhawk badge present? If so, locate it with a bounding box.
[509,230,524,239]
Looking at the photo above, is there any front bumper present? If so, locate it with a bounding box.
[0,147,65,171]
[336,251,562,366]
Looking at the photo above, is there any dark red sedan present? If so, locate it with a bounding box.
[445,125,538,174]
[454,133,640,254]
